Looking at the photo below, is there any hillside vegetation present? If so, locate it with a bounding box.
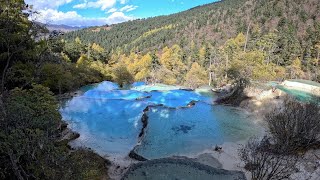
[60,0,320,87]
[0,1,109,179]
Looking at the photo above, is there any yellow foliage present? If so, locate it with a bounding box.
[131,24,174,45]
[91,43,104,53]
[75,37,82,44]
[252,64,275,81]
[156,67,177,85]
[160,45,185,73]
[234,32,246,47]
[289,58,304,79]
[134,53,152,81]
[185,62,208,88]
[199,46,206,62]
[230,51,279,81]
[292,57,302,67]
[89,61,112,78]
[109,53,119,66]
[76,54,88,66]
[115,52,153,81]
[61,52,71,62]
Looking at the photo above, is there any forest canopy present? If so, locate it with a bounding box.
[60,0,320,87]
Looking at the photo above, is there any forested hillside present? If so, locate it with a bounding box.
[60,0,320,86]
[0,1,109,179]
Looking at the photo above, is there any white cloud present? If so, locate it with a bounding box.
[106,12,134,24]
[119,0,128,4]
[73,0,117,10]
[25,0,73,10]
[107,8,118,13]
[73,3,87,9]
[25,0,136,26]
[120,5,138,12]
[29,9,134,27]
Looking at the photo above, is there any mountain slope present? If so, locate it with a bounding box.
[45,24,83,32]
[60,0,320,84]
[64,0,320,56]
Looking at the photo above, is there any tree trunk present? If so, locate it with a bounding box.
[1,50,12,93]
[225,55,228,79]
[209,56,213,86]
[244,22,251,52]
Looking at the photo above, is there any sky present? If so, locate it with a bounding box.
[25,0,217,27]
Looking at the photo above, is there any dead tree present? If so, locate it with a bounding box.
[265,97,320,154]
[239,137,298,180]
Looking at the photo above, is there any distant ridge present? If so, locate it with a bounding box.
[44,23,85,32]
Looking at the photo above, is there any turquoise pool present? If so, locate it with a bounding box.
[59,81,261,159]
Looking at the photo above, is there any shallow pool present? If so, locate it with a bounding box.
[60,81,260,158]
[133,103,258,159]
[122,158,246,180]
[276,85,318,103]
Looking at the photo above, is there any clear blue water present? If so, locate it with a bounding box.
[289,79,320,87]
[60,97,148,155]
[265,81,319,103]
[134,103,258,159]
[276,85,319,103]
[60,81,260,158]
[147,90,212,108]
[84,90,150,100]
[132,81,147,87]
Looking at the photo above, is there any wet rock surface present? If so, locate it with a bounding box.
[121,158,246,180]
[128,150,148,161]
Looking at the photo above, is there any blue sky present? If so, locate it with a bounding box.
[25,0,217,27]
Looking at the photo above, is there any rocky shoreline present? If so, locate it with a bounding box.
[214,83,320,180]
[59,122,80,142]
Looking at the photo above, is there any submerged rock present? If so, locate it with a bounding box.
[138,113,149,138]
[194,153,223,169]
[128,150,148,161]
[122,158,246,180]
[60,128,80,141]
[187,100,197,107]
